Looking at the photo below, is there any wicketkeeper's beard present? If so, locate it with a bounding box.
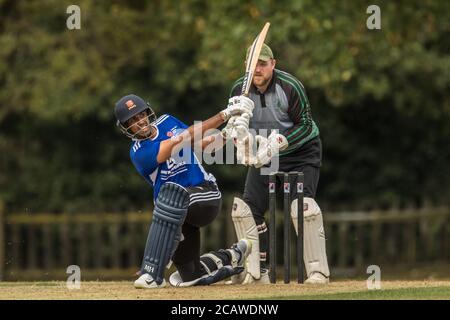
[253,74,270,87]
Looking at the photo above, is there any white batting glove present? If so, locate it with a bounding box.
[228,95,255,112]
[230,113,251,141]
[220,116,238,139]
[221,95,254,121]
[239,96,254,115]
[254,132,289,168]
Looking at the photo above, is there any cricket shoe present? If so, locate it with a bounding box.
[169,271,210,287]
[134,273,166,289]
[226,238,252,270]
[169,239,252,287]
[211,238,252,285]
[305,272,330,284]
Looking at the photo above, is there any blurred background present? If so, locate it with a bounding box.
[0,0,448,281]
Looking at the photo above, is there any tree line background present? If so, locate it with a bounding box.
[0,0,449,214]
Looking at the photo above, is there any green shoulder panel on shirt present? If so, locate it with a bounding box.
[280,120,320,156]
[285,111,314,140]
[277,71,309,108]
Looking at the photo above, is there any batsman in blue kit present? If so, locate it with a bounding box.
[114,94,254,288]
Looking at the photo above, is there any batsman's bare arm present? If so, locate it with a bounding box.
[156,112,227,163]
[194,133,227,153]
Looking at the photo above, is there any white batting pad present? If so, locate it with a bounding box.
[231,197,260,279]
[291,197,330,278]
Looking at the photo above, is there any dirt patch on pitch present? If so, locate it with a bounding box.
[0,280,449,300]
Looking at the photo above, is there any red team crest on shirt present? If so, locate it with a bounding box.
[167,127,180,137]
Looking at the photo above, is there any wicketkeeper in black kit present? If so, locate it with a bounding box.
[222,43,330,284]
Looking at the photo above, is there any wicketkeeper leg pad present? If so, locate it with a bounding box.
[291,197,330,278]
[141,182,190,285]
[231,197,260,279]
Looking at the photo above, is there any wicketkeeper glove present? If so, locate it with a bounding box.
[254,131,289,168]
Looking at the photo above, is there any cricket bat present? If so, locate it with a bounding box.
[241,22,271,96]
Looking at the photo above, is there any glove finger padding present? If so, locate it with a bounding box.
[222,104,253,120]
[220,116,238,139]
[254,135,271,168]
[231,113,251,140]
[254,132,289,168]
[239,96,255,114]
[224,96,254,118]
[268,131,289,152]
[232,125,250,141]
[227,96,240,107]
[233,113,250,127]
[236,135,256,166]
[255,135,269,149]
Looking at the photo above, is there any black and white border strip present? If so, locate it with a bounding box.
[189,190,222,205]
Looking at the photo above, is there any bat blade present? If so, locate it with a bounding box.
[241,22,271,96]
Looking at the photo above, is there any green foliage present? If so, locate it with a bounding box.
[0,0,449,212]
